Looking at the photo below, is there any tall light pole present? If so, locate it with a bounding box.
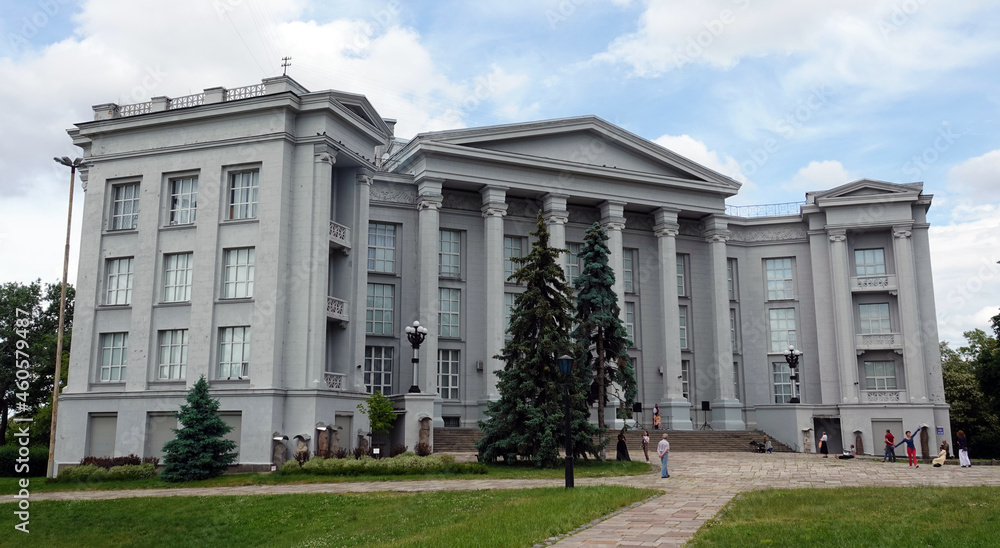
[783,344,802,404]
[404,320,428,393]
[557,354,574,489]
[48,156,86,478]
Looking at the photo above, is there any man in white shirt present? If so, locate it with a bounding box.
[657,433,670,478]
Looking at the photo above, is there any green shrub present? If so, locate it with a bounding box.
[274,453,486,477]
[0,445,48,477]
[280,459,302,473]
[55,463,156,483]
[107,463,157,481]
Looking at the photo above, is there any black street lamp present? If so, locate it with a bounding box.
[557,354,574,489]
[404,321,428,393]
[783,345,802,404]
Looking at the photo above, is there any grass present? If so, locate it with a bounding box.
[1,486,656,547]
[688,486,1000,547]
[0,459,651,493]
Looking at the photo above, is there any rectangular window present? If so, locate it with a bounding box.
[227,170,258,220]
[110,182,140,230]
[439,288,460,337]
[681,360,690,400]
[730,308,738,352]
[168,176,198,225]
[100,332,128,382]
[864,360,898,391]
[859,303,891,334]
[365,283,395,335]
[566,242,583,282]
[223,248,255,299]
[773,362,792,403]
[625,302,636,347]
[727,258,737,300]
[158,329,188,380]
[163,252,193,302]
[218,326,250,378]
[855,248,887,276]
[768,308,796,352]
[105,257,134,306]
[504,236,523,281]
[679,305,688,349]
[623,249,636,293]
[733,362,740,401]
[676,254,686,296]
[438,349,460,400]
[765,258,794,300]
[439,229,461,278]
[364,346,393,394]
[367,223,396,273]
[504,292,515,339]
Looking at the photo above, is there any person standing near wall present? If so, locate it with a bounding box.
[883,429,896,462]
[819,432,829,458]
[895,430,919,467]
[956,430,972,468]
[657,433,670,478]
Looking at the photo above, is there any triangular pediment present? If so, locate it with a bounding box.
[404,116,740,191]
[808,179,923,207]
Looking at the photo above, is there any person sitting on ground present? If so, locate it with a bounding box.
[764,435,773,454]
[932,441,948,467]
[836,445,856,459]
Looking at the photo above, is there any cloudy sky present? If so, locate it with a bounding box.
[1,0,998,345]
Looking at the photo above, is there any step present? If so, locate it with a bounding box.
[433,428,794,453]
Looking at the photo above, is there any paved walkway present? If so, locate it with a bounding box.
[6,453,999,547]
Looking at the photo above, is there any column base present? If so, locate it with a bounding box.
[658,399,693,431]
[710,399,746,431]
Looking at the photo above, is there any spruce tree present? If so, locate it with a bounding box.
[572,222,637,453]
[477,213,601,467]
[161,376,238,482]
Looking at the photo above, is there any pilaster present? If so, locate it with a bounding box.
[828,228,859,403]
[653,208,691,430]
[416,179,443,423]
[705,215,744,430]
[893,225,927,402]
[600,200,627,323]
[351,170,372,392]
[481,186,508,401]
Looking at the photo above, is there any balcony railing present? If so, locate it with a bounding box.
[225,83,266,101]
[851,274,898,292]
[856,333,903,351]
[323,372,346,391]
[327,296,349,323]
[861,390,906,404]
[168,93,205,110]
[725,201,805,218]
[329,221,351,250]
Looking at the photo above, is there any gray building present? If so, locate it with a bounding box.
[54,76,950,470]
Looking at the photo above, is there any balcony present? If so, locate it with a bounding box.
[855,333,903,352]
[327,296,349,325]
[329,221,352,252]
[323,372,346,391]
[850,274,898,293]
[861,390,907,404]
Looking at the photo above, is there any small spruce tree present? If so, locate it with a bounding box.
[161,376,238,482]
[572,222,637,455]
[477,213,601,467]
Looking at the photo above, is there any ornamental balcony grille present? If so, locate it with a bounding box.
[855,333,902,351]
[168,93,205,110]
[117,102,151,117]
[850,275,898,292]
[225,83,266,101]
[329,221,352,250]
[725,201,805,218]
[861,390,906,403]
[327,296,349,323]
[323,372,346,391]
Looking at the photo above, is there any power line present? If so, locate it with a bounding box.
[224,9,268,77]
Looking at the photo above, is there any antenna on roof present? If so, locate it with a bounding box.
[281,56,292,76]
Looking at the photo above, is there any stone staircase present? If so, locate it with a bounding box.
[433,427,794,453]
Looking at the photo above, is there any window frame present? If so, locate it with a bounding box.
[438,229,462,278]
[764,257,795,301]
[727,258,738,300]
[566,242,583,282]
[367,222,397,273]
[226,169,259,220]
[768,308,797,353]
[859,303,892,334]
[676,254,686,297]
[365,283,395,335]
[437,349,460,400]
[623,248,636,293]
[503,292,516,340]
[157,329,188,380]
[167,176,198,226]
[679,305,688,350]
[109,182,140,231]
[863,360,898,391]
[105,257,134,306]
[855,248,887,277]
[163,252,193,303]
[772,361,792,403]
[222,247,255,299]
[625,301,636,347]
[364,345,393,394]
[681,359,690,400]
[218,326,250,379]
[439,287,461,338]
[503,236,524,282]
[99,332,128,382]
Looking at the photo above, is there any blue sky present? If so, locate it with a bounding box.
[1,0,998,344]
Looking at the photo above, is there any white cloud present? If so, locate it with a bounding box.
[653,133,747,183]
[783,160,853,192]
[946,148,1000,198]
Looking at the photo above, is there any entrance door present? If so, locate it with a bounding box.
[872,419,903,459]
[813,417,843,455]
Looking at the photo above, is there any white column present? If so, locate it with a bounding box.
[351,170,371,392]
[893,225,927,402]
[416,179,443,408]
[705,216,744,430]
[828,229,859,403]
[543,193,569,264]
[600,200,627,323]
[305,144,336,389]
[654,208,691,430]
[481,186,508,401]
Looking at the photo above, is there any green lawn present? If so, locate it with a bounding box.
[2,486,656,548]
[688,486,1000,547]
[0,459,651,494]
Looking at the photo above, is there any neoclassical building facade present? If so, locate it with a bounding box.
[54,77,950,469]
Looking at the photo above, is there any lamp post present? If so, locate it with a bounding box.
[404,321,428,393]
[557,354,574,489]
[783,344,802,404]
[47,156,87,478]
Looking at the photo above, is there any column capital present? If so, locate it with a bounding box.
[79,168,89,192]
[355,169,374,186]
[828,228,847,242]
[544,211,568,225]
[653,222,679,238]
[705,230,729,244]
[481,203,508,218]
[418,194,443,211]
[314,143,338,165]
[893,226,912,239]
[602,218,626,232]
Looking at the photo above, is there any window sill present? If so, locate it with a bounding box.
[221,218,259,225]
[155,301,192,308]
[216,298,255,304]
[149,379,186,387]
[104,228,139,235]
[211,378,251,385]
[89,382,126,391]
[161,223,197,231]
[97,304,132,310]
[365,333,398,338]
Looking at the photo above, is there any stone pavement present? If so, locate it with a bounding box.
[5,453,999,547]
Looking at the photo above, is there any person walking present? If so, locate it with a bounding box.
[956,430,972,467]
[641,430,650,463]
[883,429,896,462]
[895,430,919,467]
[819,432,829,458]
[657,433,670,478]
